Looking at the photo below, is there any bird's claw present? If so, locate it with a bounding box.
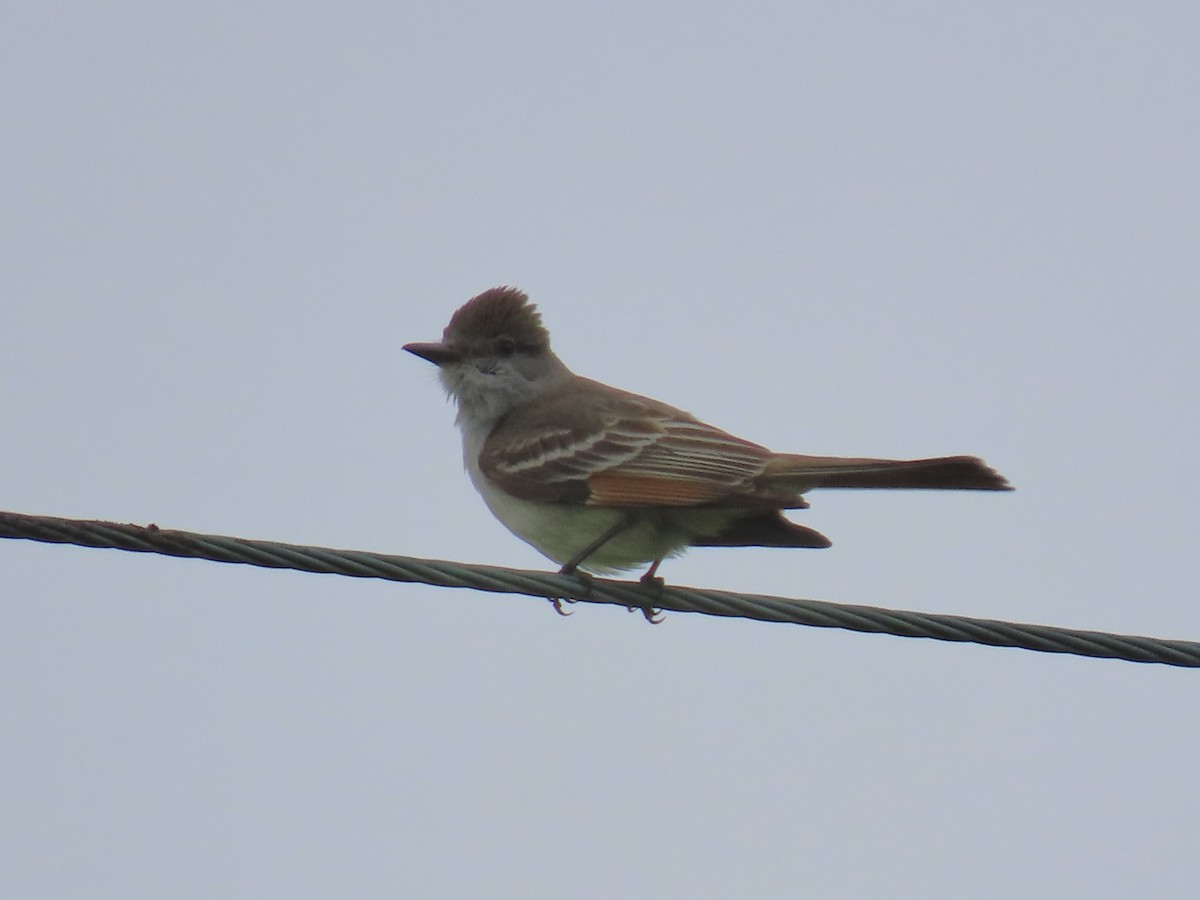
[549,596,575,616]
[626,605,664,624]
[547,566,594,617]
[627,571,666,624]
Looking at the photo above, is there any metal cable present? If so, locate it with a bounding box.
[2,509,1197,667]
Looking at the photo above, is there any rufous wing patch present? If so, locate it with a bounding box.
[586,472,732,506]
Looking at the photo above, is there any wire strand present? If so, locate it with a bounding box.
[2,509,1197,667]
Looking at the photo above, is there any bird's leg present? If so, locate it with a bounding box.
[559,513,637,575]
[548,514,637,615]
[640,558,664,588]
[629,558,665,624]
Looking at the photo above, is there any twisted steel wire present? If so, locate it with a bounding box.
[2,509,1197,667]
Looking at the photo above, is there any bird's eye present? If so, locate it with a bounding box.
[495,337,517,356]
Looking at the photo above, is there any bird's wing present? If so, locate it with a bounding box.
[477,378,805,508]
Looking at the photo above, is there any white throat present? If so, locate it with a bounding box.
[439,350,571,434]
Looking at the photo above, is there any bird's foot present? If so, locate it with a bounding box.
[628,604,665,624]
[547,564,594,616]
[626,562,665,624]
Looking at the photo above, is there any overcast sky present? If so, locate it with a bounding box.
[4,3,1199,897]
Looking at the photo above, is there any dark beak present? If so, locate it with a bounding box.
[403,341,462,366]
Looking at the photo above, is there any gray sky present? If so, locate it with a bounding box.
[4,2,1198,897]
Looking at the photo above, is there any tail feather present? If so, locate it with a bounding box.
[763,454,1012,492]
[692,510,832,549]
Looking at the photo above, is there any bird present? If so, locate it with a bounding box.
[404,287,1011,615]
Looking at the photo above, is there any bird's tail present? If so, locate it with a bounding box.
[762,454,1012,491]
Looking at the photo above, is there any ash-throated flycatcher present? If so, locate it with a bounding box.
[405,287,1011,587]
